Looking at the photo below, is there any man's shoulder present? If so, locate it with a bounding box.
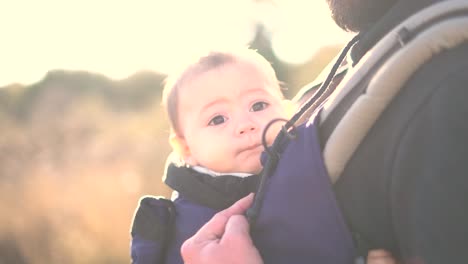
[386,42,468,116]
[318,1,468,180]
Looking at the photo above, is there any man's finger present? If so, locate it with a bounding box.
[367,250,397,264]
[223,193,255,216]
[368,249,393,258]
[193,193,254,242]
[221,214,251,245]
[181,193,255,261]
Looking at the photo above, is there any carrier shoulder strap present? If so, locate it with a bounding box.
[319,0,468,183]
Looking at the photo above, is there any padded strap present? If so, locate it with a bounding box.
[320,0,468,182]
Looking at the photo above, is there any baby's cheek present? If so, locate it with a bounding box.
[265,123,283,144]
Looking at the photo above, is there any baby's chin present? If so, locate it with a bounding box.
[251,166,263,175]
[210,156,263,174]
[235,151,264,174]
[237,162,263,175]
[203,162,262,175]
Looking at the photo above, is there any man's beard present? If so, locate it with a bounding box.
[326,0,398,32]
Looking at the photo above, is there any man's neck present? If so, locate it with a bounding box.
[350,0,443,65]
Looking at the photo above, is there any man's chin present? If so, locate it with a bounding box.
[326,0,397,32]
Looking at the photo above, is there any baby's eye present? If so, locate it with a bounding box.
[208,115,227,126]
[250,101,269,112]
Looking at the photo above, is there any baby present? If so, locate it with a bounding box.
[130,47,398,264]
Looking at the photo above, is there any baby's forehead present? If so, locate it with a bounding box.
[184,58,271,81]
[181,61,280,95]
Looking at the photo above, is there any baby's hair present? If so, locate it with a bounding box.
[162,47,282,136]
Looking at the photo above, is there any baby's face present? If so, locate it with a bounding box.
[175,61,288,174]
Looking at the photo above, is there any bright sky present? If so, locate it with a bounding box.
[0,0,354,87]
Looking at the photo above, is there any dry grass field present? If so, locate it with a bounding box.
[0,45,339,263]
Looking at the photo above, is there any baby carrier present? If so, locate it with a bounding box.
[316,0,468,184]
[290,0,468,259]
[131,117,356,264]
[130,1,468,263]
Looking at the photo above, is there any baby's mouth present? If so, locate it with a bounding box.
[241,143,263,153]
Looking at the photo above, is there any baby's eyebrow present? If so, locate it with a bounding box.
[246,87,280,99]
[199,98,227,115]
[245,87,269,94]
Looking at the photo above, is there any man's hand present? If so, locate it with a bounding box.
[181,193,263,264]
[367,249,400,264]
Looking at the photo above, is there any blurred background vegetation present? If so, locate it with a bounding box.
[0,1,347,263]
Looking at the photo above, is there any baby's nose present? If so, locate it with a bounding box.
[237,122,257,135]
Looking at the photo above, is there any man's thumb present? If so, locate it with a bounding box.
[223,215,251,240]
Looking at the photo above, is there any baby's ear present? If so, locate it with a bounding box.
[169,133,193,165]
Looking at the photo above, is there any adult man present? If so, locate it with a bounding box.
[182,0,468,263]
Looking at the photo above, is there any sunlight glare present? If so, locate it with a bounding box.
[269,1,354,65]
[0,0,256,85]
[0,0,351,86]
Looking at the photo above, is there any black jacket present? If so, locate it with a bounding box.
[315,0,468,263]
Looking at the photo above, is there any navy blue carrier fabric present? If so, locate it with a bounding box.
[131,114,355,264]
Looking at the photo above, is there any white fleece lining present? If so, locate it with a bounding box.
[191,165,253,178]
